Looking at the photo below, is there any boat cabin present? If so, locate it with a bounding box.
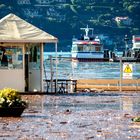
[132,35,140,58]
[72,39,103,53]
[72,25,103,53]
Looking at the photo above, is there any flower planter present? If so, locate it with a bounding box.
[0,88,27,117]
[0,107,26,117]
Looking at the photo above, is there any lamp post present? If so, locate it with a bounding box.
[124,34,129,57]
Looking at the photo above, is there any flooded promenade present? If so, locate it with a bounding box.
[0,92,140,140]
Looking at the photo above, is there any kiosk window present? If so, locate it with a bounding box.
[0,47,23,69]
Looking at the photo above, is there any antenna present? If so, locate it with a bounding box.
[80,25,94,37]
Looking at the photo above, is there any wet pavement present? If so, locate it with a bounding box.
[0,92,140,140]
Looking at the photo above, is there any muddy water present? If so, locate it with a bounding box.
[0,92,140,140]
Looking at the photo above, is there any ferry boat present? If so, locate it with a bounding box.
[132,35,140,57]
[113,35,140,62]
[71,25,109,62]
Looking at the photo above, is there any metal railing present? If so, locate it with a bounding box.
[43,55,140,93]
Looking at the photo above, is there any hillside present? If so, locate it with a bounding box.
[0,0,140,51]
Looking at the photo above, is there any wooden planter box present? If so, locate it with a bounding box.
[0,107,26,117]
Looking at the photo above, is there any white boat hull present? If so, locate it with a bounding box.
[71,52,109,62]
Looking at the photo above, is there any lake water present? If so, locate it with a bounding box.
[44,52,140,80]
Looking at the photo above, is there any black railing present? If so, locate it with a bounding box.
[44,79,77,94]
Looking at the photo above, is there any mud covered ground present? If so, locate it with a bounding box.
[0,92,140,140]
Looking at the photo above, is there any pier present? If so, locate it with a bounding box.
[44,79,140,93]
[76,79,140,92]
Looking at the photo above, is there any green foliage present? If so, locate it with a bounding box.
[132,117,140,122]
[70,5,77,14]
[0,4,5,9]
[0,0,140,48]
[123,0,140,13]
[0,88,27,108]
[71,0,75,5]
[131,28,139,34]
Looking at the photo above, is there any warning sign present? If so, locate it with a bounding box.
[123,63,133,79]
[124,64,132,73]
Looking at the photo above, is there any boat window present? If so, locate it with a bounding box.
[0,46,23,69]
[83,45,90,52]
[95,47,101,52]
[90,45,95,51]
[72,45,78,52]
[77,45,83,52]
[135,44,140,48]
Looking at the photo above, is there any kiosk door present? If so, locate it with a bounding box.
[26,44,41,91]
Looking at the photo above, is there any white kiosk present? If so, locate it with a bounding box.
[0,13,58,92]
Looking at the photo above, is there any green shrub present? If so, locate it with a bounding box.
[0,88,27,108]
[132,117,140,122]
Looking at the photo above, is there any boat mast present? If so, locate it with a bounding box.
[80,25,93,40]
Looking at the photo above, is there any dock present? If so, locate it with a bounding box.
[44,79,140,94]
[76,79,140,91]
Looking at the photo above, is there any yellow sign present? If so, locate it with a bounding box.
[123,63,133,79]
[124,64,132,73]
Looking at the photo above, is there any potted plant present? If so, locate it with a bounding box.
[0,88,27,117]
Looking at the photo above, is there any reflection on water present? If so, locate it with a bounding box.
[0,93,140,139]
[43,93,140,112]
[121,96,133,112]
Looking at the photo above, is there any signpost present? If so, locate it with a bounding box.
[120,61,133,92]
[120,57,122,92]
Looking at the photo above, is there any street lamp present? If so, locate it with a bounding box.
[124,34,129,57]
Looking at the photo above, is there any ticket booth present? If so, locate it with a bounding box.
[0,13,58,92]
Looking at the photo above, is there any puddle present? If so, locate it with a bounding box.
[0,92,140,139]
